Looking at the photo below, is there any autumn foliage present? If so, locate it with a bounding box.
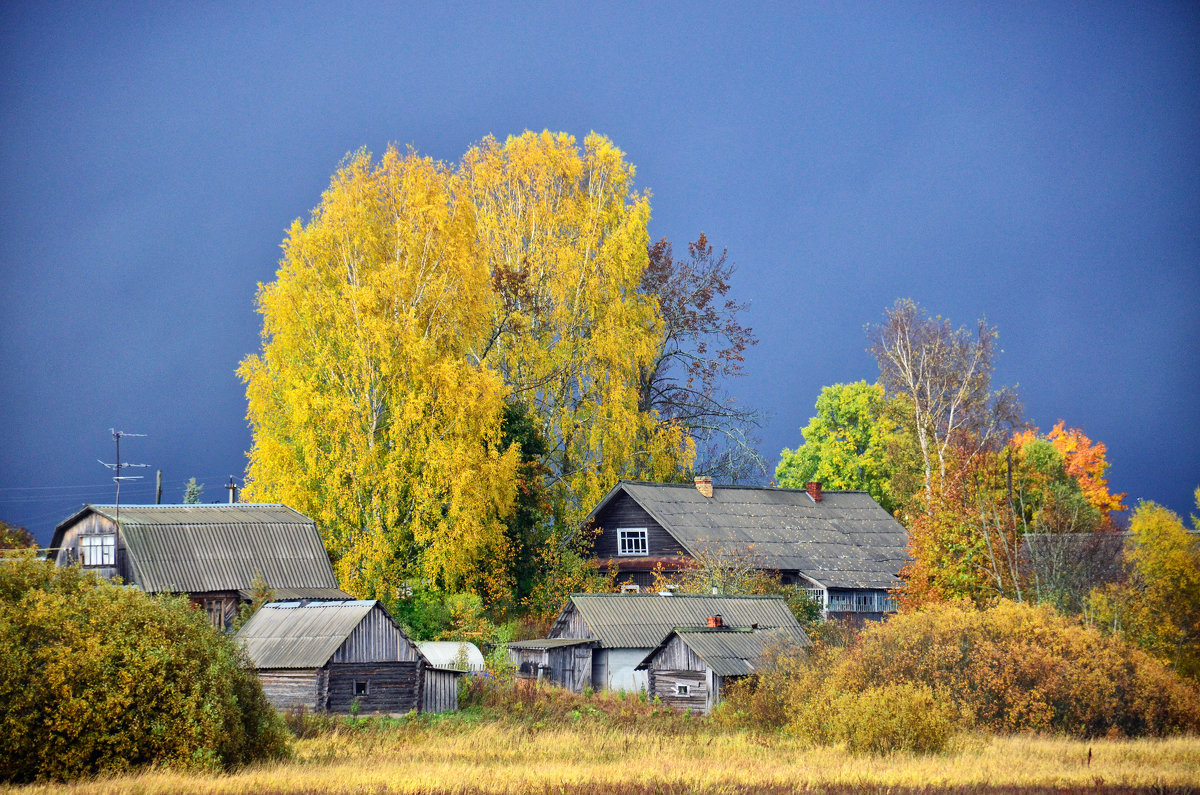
[0,558,288,783]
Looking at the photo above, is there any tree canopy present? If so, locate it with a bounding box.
[241,132,697,610]
[775,381,899,513]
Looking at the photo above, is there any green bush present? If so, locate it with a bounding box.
[0,558,288,783]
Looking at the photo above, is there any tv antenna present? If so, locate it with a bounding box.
[98,430,149,562]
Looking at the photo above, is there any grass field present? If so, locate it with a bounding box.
[6,712,1199,795]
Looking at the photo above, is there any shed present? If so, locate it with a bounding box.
[237,599,457,714]
[636,626,807,713]
[516,593,809,693]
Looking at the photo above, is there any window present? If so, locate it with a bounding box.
[621,583,640,594]
[354,681,368,696]
[617,528,648,556]
[675,683,690,696]
[79,534,115,567]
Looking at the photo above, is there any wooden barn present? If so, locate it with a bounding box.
[636,622,807,713]
[509,593,809,693]
[584,480,910,620]
[49,504,350,628]
[236,599,460,714]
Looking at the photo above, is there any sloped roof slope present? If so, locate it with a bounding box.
[53,504,340,594]
[638,626,808,676]
[556,593,809,649]
[590,482,909,590]
[237,599,397,668]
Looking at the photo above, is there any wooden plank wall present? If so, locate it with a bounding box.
[591,494,688,559]
[332,605,419,662]
[258,669,322,712]
[551,604,595,640]
[54,513,128,581]
[546,646,592,692]
[645,635,707,672]
[649,669,709,713]
[325,661,422,714]
[422,669,461,713]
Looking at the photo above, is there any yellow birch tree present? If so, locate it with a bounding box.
[240,148,520,601]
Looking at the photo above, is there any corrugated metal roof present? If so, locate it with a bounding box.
[57,504,339,594]
[236,600,379,668]
[507,637,597,650]
[597,482,909,590]
[653,627,808,676]
[418,641,486,670]
[239,587,354,601]
[559,594,807,649]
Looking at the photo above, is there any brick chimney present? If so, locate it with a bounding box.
[694,476,713,498]
[805,481,822,503]
[706,614,723,629]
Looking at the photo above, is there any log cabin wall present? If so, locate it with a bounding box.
[325,661,422,714]
[258,669,323,712]
[590,493,688,559]
[648,669,709,713]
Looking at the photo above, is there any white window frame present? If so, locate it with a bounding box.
[80,534,115,567]
[675,683,690,696]
[617,528,648,556]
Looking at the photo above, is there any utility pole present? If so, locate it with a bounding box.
[98,430,148,572]
[226,475,238,504]
[155,470,163,505]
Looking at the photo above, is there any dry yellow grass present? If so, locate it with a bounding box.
[5,722,1198,794]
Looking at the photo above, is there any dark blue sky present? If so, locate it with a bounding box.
[2,3,1197,544]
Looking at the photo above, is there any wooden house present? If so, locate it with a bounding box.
[236,599,460,714]
[636,624,807,714]
[48,504,350,628]
[508,593,809,693]
[584,480,909,620]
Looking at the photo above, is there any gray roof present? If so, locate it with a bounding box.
[507,637,598,650]
[236,599,408,669]
[591,482,909,590]
[638,627,809,676]
[555,593,809,649]
[54,504,339,594]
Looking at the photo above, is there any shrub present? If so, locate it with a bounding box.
[0,558,288,783]
[836,600,1200,737]
[798,682,964,755]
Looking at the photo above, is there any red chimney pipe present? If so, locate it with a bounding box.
[806,481,822,503]
[706,614,723,629]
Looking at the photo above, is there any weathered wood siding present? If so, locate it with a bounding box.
[550,603,596,640]
[331,605,420,663]
[649,669,710,713]
[547,645,592,693]
[422,668,461,713]
[258,669,323,712]
[325,661,422,714]
[53,513,130,581]
[510,647,549,679]
[591,493,688,559]
[645,634,707,672]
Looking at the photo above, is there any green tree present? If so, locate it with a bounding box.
[183,477,204,504]
[775,381,900,514]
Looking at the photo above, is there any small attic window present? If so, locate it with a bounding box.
[79,534,115,567]
[618,528,648,556]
